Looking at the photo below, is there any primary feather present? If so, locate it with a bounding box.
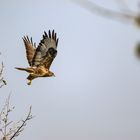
[32,30,58,68]
[22,36,36,66]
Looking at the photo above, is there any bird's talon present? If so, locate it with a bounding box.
[27,80,32,85]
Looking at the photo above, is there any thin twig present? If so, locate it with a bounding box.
[71,0,140,25]
[9,106,33,140]
[4,94,11,137]
[0,62,4,88]
[0,61,6,88]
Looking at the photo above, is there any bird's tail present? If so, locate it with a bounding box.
[15,67,34,73]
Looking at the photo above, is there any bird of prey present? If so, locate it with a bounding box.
[15,30,58,85]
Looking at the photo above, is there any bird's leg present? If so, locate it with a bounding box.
[27,74,35,85]
[27,80,32,85]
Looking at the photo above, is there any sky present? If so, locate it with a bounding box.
[0,0,140,140]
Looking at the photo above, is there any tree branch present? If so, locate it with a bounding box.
[9,106,33,140]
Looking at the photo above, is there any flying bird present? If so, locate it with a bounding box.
[15,30,59,85]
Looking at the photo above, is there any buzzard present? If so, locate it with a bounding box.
[15,30,58,85]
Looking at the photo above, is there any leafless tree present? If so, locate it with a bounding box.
[0,95,33,140]
[0,55,33,140]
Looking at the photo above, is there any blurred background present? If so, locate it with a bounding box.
[0,0,140,140]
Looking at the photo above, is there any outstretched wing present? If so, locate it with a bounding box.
[22,36,36,66]
[32,30,58,69]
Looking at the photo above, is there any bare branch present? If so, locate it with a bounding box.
[9,106,33,140]
[0,54,7,88]
[0,62,5,88]
[0,95,33,140]
[71,0,140,27]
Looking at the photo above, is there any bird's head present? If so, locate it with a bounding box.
[48,71,55,77]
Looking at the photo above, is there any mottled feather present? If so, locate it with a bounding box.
[42,47,57,69]
[32,30,58,69]
[22,36,36,66]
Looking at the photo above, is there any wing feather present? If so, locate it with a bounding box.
[42,47,57,69]
[22,36,36,66]
[32,30,58,69]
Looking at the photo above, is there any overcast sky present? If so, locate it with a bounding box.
[0,0,140,140]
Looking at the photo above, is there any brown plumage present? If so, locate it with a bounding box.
[15,30,58,85]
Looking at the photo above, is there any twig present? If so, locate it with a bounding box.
[4,95,11,137]
[71,0,140,26]
[9,106,33,140]
[0,62,4,88]
[0,62,6,88]
[0,95,33,140]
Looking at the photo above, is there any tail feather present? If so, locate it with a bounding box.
[15,67,34,73]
